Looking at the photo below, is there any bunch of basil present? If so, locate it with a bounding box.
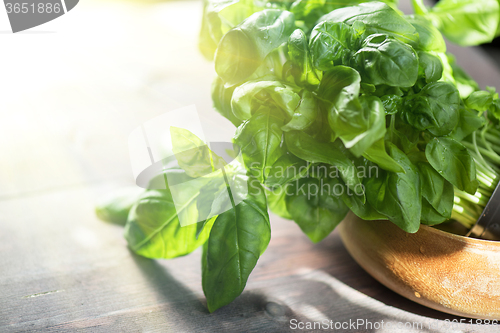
[97,0,500,312]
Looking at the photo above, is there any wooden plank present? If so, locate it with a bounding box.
[1,186,499,332]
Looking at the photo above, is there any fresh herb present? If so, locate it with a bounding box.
[97,0,500,312]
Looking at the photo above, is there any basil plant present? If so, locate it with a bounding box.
[97,0,500,312]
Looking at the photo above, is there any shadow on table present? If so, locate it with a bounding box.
[129,250,293,332]
[127,233,468,332]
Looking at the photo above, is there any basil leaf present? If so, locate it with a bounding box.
[319,2,419,46]
[264,152,310,187]
[286,177,349,243]
[387,117,420,154]
[212,77,242,127]
[196,178,228,227]
[281,90,319,132]
[234,106,285,183]
[344,95,387,157]
[215,9,296,86]
[202,177,270,312]
[353,34,419,88]
[266,186,292,219]
[309,21,359,71]
[417,51,443,83]
[362,139,404,173]
[342,187,386,221]
[429,0,500,46]
[466,90,496,112]
[171,127,227,178]
[289,0,326,30]
[284,130,363,195]
[231,79,300,121]
[365,143,421,233]
[318,66,389,157]
[417,162,454,219]
[373,84,404,97]
[420,199,448,225]
[425,136,478,195]
[380,94,402,115]
[317,65,361,104]
[199,0,220,60]
[403,81,460,137]
[95,187,144,226]
[200,0,263,60]
[287,29,322,88]
[361,82,376,94]
[405,15,446,52]
[450,105,486,141]
[125,187,214,259]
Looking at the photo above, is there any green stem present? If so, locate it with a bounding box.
[463,141,500,165]
[454,189,488,206]
[454,123,500,230]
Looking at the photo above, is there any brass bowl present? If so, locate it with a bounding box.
[338,212,500,319]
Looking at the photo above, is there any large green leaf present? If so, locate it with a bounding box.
[124,187,214,259]
[334,94,387,157]
[318,66,389,157]
[199,0,220,60]
[199,0,263,60]
[362,139,404,173]
[215,9,296,86]
[403,81,460,137]
[450,105,485,141]
[95,187,144,226]
[420,199,448,225]
[353,34,419,88]
[417,51,443,83]
[365,143,422,233]
[231,79,300,121]
[171,127,226,178]
[286,177,349,243]
[234,106,285,183]
[405,15,446,52]
[202,177,270,312]
[465,89,499,113]
[429,0,500,46]
[286,29,322,88]
[264,152,310,188]
[266,186,292,219]
[425,136,478,194]
[319,2,419,46]
[290,0,327,30]
[417,162,454,219]
[284,130,363,195]
[342,188,386,221]
[317,65,361,104]
[291,0,400,30]
[281,90,319,132]
[212,76,242,127]
[309,21,360,71]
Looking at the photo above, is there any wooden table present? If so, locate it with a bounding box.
[1,0,500,332]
